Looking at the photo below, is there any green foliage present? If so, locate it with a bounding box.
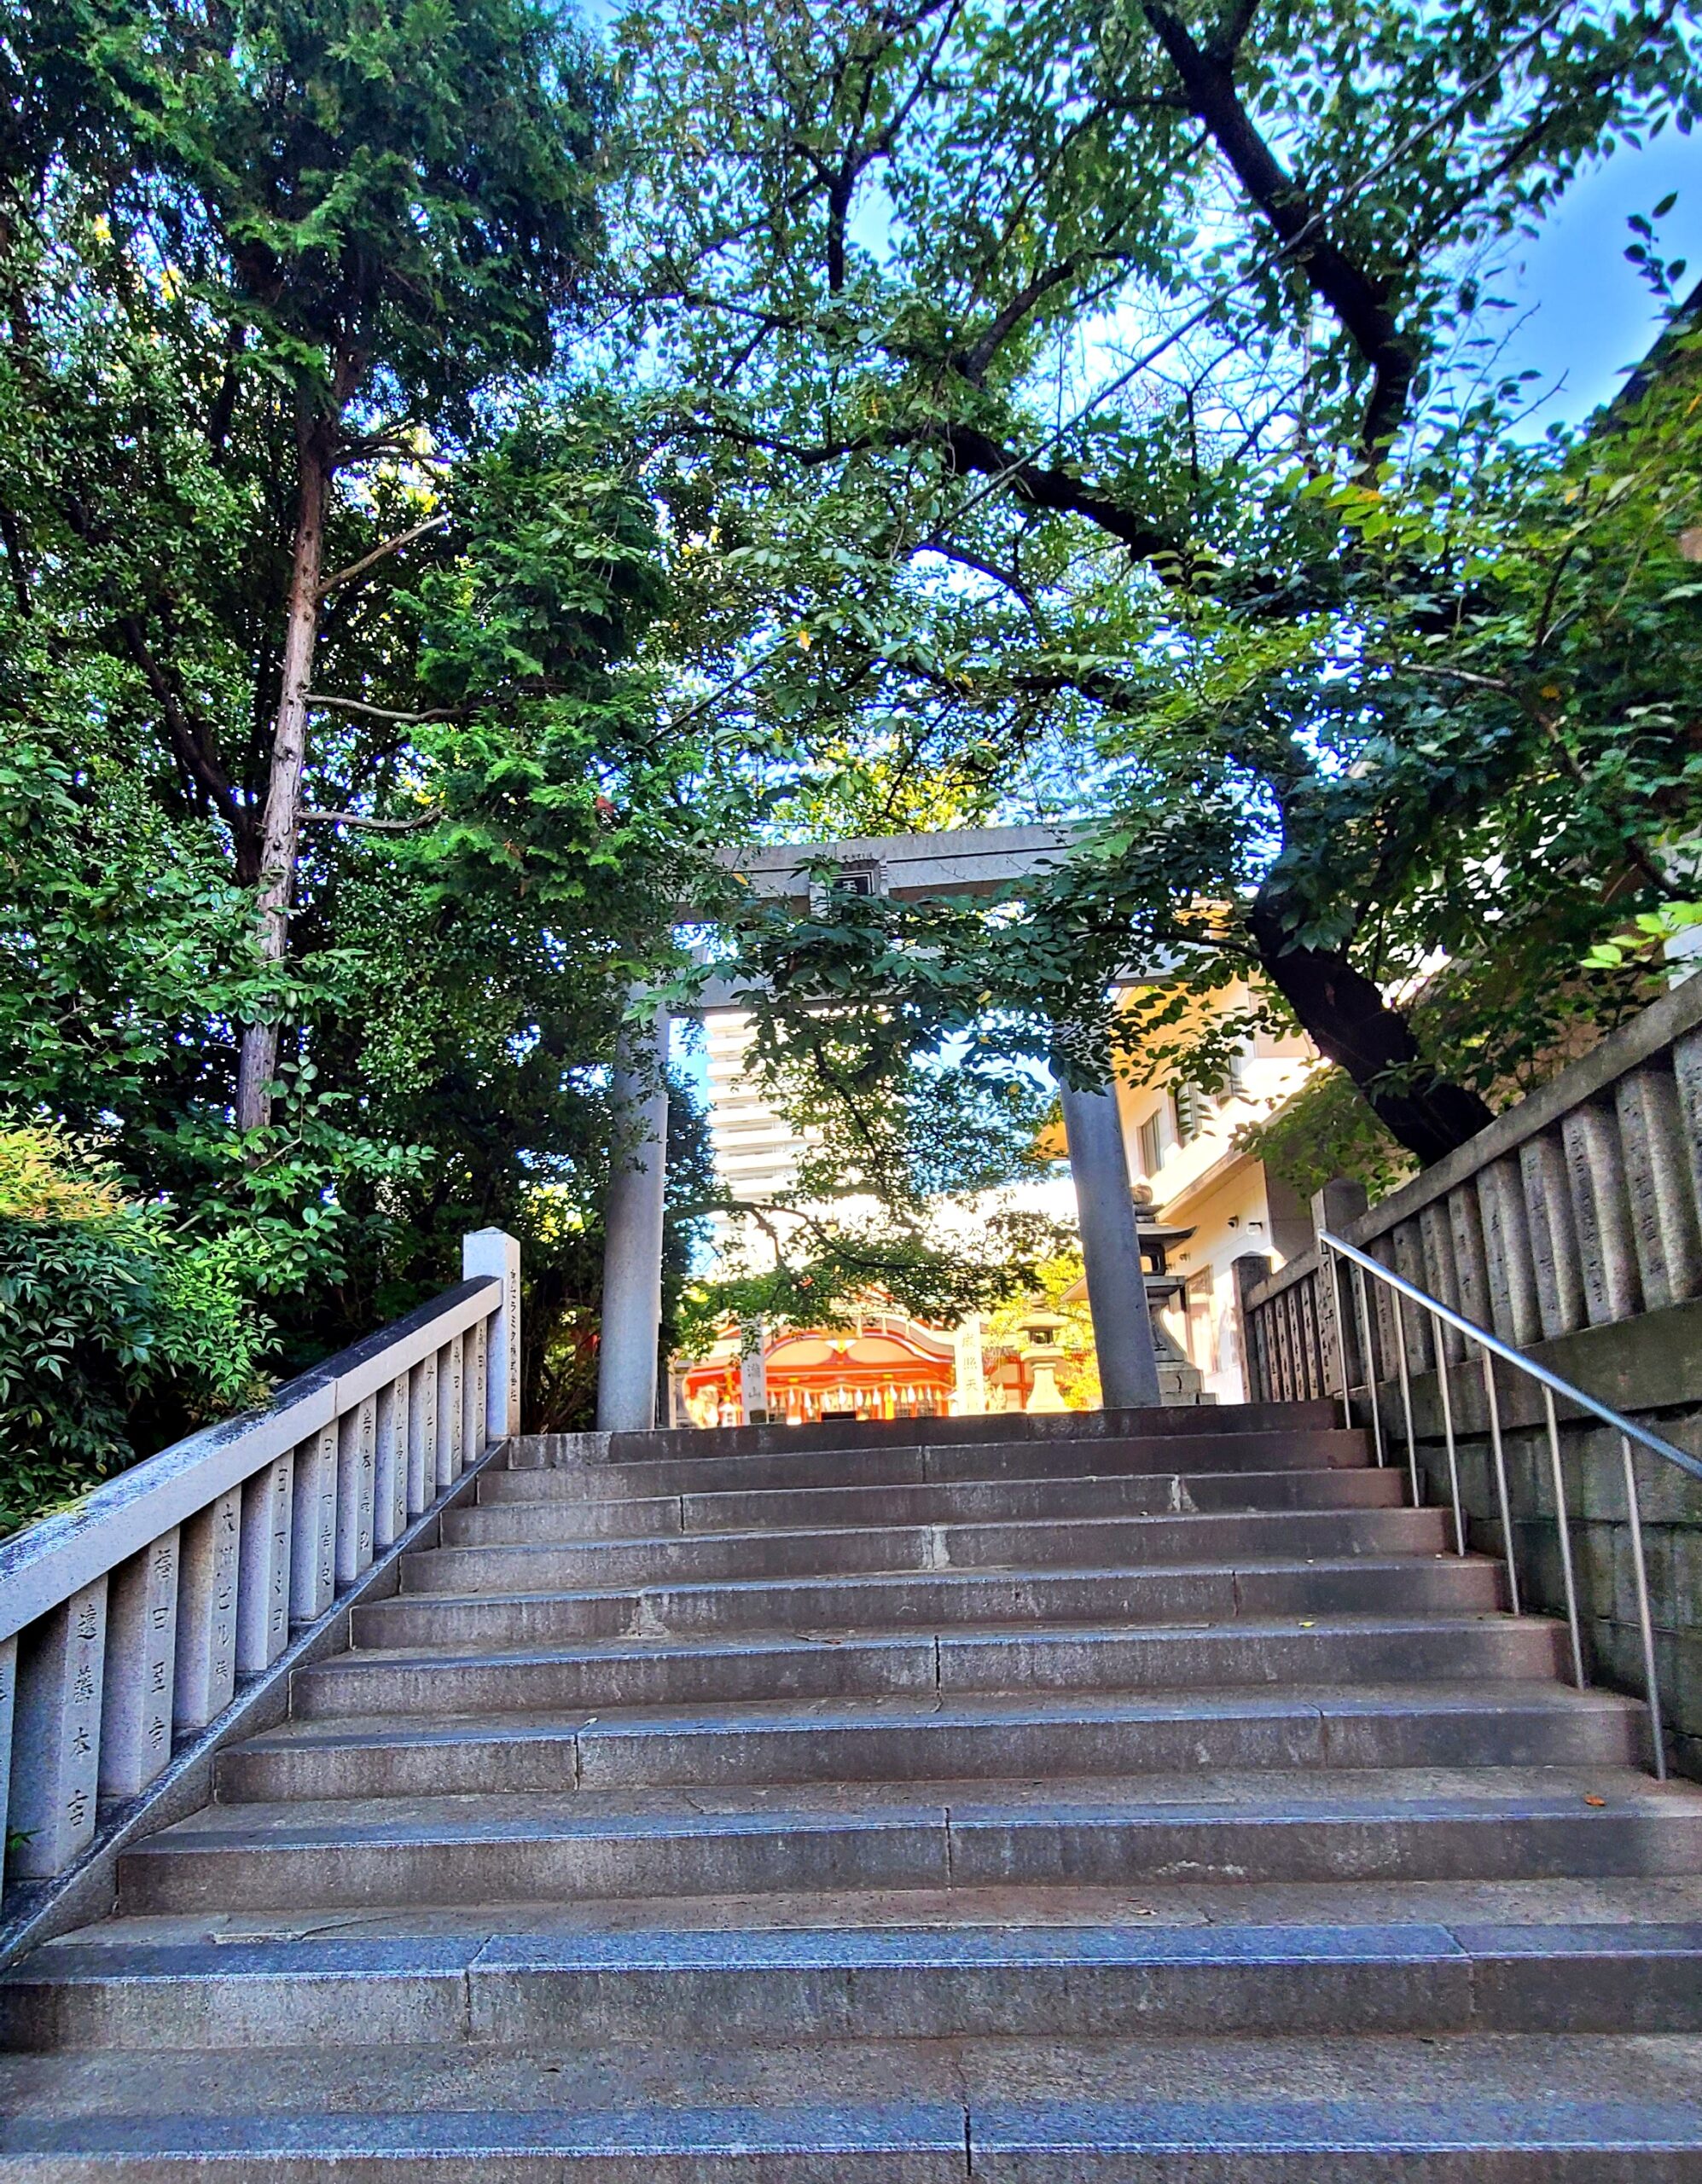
[0,2,741,1443]
[1236,1071,1414,1210]
[0,1127,270,1534]
[617,0,1702,1170]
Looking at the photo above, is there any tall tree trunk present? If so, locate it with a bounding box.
[1247,891,1495,1168]
[235,411,332,1132]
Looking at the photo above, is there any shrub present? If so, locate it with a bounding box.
[0,1126,270,1536]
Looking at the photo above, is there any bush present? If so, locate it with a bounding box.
[0,1126,270,1536]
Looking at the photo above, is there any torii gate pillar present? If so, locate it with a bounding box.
[596,1002,671,1432]
[1058,1077,1163,1410]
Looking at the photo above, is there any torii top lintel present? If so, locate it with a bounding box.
[713,822,1084,907]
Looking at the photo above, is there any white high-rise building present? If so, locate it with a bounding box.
[701,1009,814,1267]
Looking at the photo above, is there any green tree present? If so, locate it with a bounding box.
[619,0,1702,1162]
[5,0,619,1128]
[0,29,746,1443]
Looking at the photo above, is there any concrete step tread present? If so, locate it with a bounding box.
[372,1550,1503,1614]
[485,1432,1373,1502]
[128,1765,1702,1849]
[564,1398,1341,1463]
[49,1873,1702,1945]
[446,1470,1404,1543]
[382,1554,1477,1624]
[242,1680,1638,1756]
[3,2031,1701,2163]
[18,1917,1702,1985]
[416,1504,1439,1560]
[468,1465,1386,1519]
[352,1557,1505,1651]
[328,1611,1536,1676]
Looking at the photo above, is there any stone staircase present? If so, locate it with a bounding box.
[4,1400,1702,2176]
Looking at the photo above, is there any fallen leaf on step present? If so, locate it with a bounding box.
[1583,1795,1606,1807]
[1298,1620,1316,1629]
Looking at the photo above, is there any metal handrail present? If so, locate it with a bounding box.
[1318,1228,1692,1784]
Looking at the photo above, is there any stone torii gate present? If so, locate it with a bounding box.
[594,823,1163,1430]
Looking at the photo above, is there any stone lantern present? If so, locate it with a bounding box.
[1018,1306,1071,1414]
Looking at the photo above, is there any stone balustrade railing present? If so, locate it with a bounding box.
[0,1228,520,1932]
[1239,973,1702,1774]
[1241,973,1702,1398]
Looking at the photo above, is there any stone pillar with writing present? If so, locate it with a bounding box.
[952,1316,987,1416]
[1311,1177,1369,1398]
[100,1530,180,1800]
[174,1488,240,1732]
[9,1577,107,1877]
[739,1319,769,1425]
[463,1228,523,1440]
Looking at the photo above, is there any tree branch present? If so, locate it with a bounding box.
[298,807,441,832]
[1141,0,1414,456]
[955,259,1081,385]
[935,421,1176,560]
[305,692,462,723]
[317,512,450,600]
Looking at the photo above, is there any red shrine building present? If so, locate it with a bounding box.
[681,1314,958,1428]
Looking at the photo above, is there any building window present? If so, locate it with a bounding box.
[1173,1083,1211,1143]
[1136,1110,1165,1177]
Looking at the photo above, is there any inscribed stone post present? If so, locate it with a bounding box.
[9,1577,107,1877]
[462,1228,522,1439]
[1561,1102,1643,1326]
[467,1316,488,1461]
[0,1634,14,1896]
[407,1356,438,1517]
[289,1425,339,1625]
[437,1335,464,1487]
[1309,1180,1368,1399]
[99,1530,180,1799]
[335,1397,378,1588]
[236,1452,294,1674]
[1519,1132,1586,1340]
[1615,1067,1702,1310]
[740,1320,769,1424]
[375,1372,410,1549]
[952,1318,987,1414]
[174,1489,240,1730]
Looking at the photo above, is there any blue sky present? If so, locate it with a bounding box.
[1489,133,1696,428]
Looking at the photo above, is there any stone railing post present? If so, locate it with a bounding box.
[1310,1177,1368,1397]
[463,1228,522,1441]
[9,1579,107,1876]
[1232,1253,1273,1400]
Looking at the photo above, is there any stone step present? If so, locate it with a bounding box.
[3,2030,1702,2177]
[298,1614,1563,1720]
[10,1916,1702,2051]
[578,1397,1343,1465]
[353,1552,1507,1650]
[114,1769,1702,1914]
[445,1467,1403,1546]
[214,1684,1643,1802]
[400,1506,1451,1595]
[486,1430,1371,1502]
